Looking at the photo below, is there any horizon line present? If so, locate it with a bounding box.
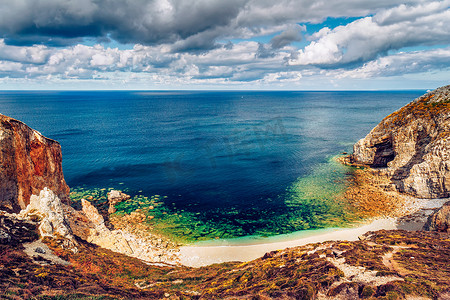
[0,88,430,92]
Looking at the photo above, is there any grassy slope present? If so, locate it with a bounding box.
[1,213,449,300]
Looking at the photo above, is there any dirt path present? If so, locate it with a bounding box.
[381,245,411,277]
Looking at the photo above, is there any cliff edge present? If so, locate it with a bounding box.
[0,114,70,212]
[350,85,450,198]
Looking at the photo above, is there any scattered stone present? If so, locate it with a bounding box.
[0,212,38,245]
[327,255,403,286]
[183,290,201,296]
[23,240,70,266]
[35,246,46,254]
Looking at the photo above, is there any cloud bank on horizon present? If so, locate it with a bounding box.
[0,0,449,89]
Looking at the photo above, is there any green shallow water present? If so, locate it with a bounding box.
[70,155,363,244]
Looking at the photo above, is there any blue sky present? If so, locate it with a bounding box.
[0,0,449,90]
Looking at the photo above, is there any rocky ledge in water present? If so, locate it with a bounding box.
[16,186,181,264]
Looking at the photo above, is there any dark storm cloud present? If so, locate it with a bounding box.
[0,0,427,49]
[170,29,222,53]
[4,35,84,47]
[0,0,247,47]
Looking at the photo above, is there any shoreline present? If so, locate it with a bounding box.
[178,197,449,267]
[68,157,449,268]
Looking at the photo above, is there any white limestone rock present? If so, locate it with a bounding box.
[19,187,77,251]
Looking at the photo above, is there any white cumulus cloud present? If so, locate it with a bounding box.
[289,1,450,66]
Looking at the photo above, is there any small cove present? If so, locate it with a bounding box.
[0,90,425,242]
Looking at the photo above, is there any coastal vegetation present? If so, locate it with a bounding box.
[1,213,449,299]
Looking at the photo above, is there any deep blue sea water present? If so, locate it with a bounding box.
[0,90,425,240]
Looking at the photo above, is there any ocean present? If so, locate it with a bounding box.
[0,90,425,242]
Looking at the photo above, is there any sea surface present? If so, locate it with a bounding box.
[0,90,425,242]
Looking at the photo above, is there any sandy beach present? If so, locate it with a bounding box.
[179,197,449,267]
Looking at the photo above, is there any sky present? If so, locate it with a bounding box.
[0,0,449,90]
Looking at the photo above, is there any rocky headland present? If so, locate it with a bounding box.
[350,85,450,198]
[1,86,450,299]
[340,85,450,234]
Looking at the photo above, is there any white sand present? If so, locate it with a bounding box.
[179,198,449,267]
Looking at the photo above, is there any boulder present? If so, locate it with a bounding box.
[0,114,70,212]
[107,190,130,214]
[0,229,11,244]
[350,85,450,198]
[423,201,450,233]
[18,188,159,258]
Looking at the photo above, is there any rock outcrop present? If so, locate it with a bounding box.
[0,211,38,246]
[0,114,70,212]
[19,188,77,251]
[107,190,130,214]
[0,113,178,263]
[350,85,450,198]
[66,197,179,264]
[75,199,135,255]
[423,201,450,233]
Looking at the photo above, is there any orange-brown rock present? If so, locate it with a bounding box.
[0,114,70,212]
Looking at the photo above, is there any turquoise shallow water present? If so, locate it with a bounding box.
[0,90,425,241]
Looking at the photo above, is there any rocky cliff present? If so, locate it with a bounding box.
[0,114,70,212]
[350,85,450,198]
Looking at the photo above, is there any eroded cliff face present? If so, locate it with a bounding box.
[351,85,450,198]
[0,114,70,212]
